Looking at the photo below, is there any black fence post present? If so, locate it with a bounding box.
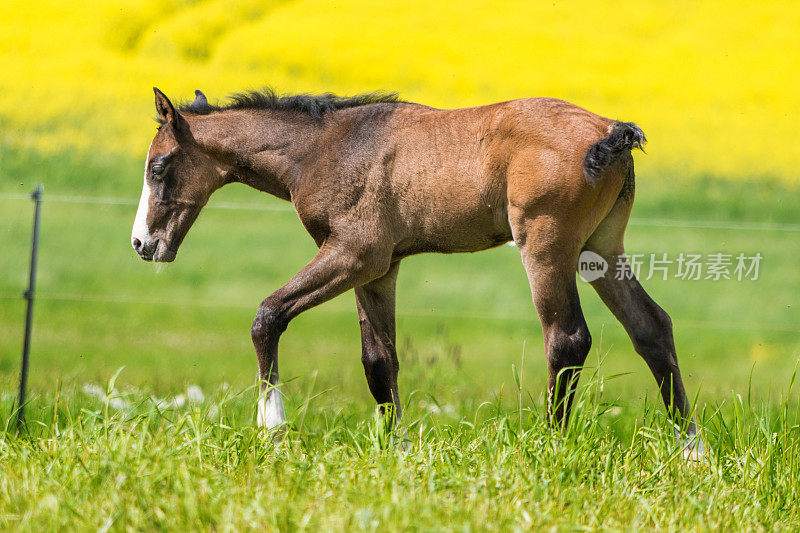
[17,184,43,433]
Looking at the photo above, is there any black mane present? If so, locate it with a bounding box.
[178,88,404,119]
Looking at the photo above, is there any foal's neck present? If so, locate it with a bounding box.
[189,110,328,201]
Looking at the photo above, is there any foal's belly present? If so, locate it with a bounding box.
[388,149,513,257]
[392,202,513,259]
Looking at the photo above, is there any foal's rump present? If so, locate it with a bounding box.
[382,97,643,256]
[482,98,643,251]
[496,97,644,180]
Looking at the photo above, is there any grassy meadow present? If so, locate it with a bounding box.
[2,1,800,530]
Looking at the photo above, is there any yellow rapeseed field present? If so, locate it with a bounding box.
[1,0,798,181]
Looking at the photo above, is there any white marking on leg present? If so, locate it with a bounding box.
[131,142,153,244]
[257,386,286,429]
[675,422,706,460]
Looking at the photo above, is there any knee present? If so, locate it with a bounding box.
[251,300,288,341]
[631,306,674,356]
[361,350,381,369]
[547,323,592,370]
[361,346,398,372]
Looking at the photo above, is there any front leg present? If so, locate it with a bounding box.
[252,241,391,429]
[355,261,402,421]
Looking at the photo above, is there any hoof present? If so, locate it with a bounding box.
[393,425,412,452]
[681,437,706,461]
[675,425,706,461]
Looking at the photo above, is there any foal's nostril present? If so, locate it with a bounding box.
[132,237,142,252]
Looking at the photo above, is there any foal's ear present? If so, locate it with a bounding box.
[153,87,185,131]
[193,90,208,107]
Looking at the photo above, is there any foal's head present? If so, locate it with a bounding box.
[131,88,227,262]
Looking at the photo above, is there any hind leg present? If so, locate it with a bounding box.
[585,195,702,455]
[512,215,593,427]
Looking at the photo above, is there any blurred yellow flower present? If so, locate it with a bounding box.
[2,0,798,181]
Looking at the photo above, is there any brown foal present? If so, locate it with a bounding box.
[131,87,700,451]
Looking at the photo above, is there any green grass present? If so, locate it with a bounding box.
[2,371,799,530]
[1,146,800,530]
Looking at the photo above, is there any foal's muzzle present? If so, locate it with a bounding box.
[131,237,176,262]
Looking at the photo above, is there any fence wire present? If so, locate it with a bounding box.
[2,192,800,232]
[0,292,796,333]
[1,192,797,333]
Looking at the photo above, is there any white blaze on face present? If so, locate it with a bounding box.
[257,386,286,429]
[131,142,154,246]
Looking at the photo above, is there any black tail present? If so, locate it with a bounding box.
[583,121,646,183]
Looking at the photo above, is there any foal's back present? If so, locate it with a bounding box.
[326,97,622,257]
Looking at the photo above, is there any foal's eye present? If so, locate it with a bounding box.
[151,164,165,176]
